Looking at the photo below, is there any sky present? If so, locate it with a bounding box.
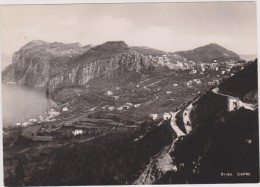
[0,1,257,66]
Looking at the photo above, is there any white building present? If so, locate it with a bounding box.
[149,114,158,120]
[62,107,69,112]
[48,109,61,118]
[163,113,171,120]
[227,97,242,112]
[15,122,21,126]
[189,69,197,74]
[108,106,115,111]
[72,129,83,136]
[213,80,220,85]
[166,91,172,94]
[117,107,123,111]
[102,105,109,109]
[193,79,201,84]
[21,122,30,127]
[29,119,37,123]
[134,104,141,108]
[212,87,219,93]
[158,57,164,62]
[173,84,178,87]
[186,81,193,88]
[227,96,255,112]
[106,91,114,96]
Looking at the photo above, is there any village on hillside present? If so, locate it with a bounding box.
[5,58,251,145]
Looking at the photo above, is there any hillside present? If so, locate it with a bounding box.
[173,43,240,63]
[3,56,258,185]
[218,59,258,99]
[135,60,259,184]
[2,41,153,92]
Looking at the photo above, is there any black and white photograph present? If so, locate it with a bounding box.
[0,0,259,186]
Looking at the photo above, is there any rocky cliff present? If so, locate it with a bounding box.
[2,41,153,92]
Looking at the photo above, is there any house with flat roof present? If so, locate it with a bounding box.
[163,113,171,120]
[149,114,158,120]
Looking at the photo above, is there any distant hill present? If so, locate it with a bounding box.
[173,43,240,63]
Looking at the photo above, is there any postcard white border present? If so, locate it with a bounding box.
[0,0,259,187]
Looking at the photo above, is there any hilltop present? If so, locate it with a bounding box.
[173,43,240,63]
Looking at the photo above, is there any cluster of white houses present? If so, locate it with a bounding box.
[149,112,171,121]
[185,79,202,88]
[72,129,83,136]
[101,102,141,112]
[148,55,170,66]
[185,78,223,88]
[105,91,120,100]
[59,48,86,55]
[146,52,245,75]
[15,106,69,127]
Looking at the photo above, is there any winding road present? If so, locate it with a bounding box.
[170,110,185,137]
[142,77,168,106]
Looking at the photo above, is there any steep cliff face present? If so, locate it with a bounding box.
[2,40,89,88]
[2,41,153,91]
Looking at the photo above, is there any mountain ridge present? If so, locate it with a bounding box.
[2,40,241,91]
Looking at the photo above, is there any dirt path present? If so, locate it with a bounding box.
[143,77,168,106]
